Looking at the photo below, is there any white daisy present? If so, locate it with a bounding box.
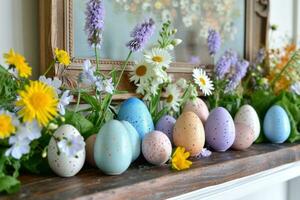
[164,84,181,112]
[39,75,62,95]
[193,68,214,96]
[144,48,172,68]
[130,62,153,84]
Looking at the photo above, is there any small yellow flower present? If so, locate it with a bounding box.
[55,48,71,66]
[171,147,192,171]
[0,112,16,139]
[16,81,59,126]
[4,49,32,78]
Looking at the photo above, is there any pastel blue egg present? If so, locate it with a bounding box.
[118,97,154,139]
[263,105,291,143]
[94,120,132,175]
[121,121,141,162]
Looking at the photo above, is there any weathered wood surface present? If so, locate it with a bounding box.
[2,143,300,200]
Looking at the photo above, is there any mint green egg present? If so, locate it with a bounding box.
[121,121,141,162]
[94,120,132,175]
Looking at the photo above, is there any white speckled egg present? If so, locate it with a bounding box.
[173,112,205,156]
[232,123,255,150]
[234,105,261,141]
[85,134,96,167]
[142,131,172,166]
[48,125,86,177]
[183,98,209,123]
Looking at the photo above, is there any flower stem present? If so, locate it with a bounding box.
[95,46,100,72]
[99,51,133,126]
[75,84,81,113]
[43,60,56,76]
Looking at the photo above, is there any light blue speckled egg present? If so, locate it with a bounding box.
[121,121,141,162]
[94,120,132,175]
[263,105,291,143]
[118,97,154,139]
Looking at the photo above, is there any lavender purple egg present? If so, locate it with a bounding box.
[205,107,235,152]
[155,115,176,144]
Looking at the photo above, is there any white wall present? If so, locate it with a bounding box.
[0,0,39,78]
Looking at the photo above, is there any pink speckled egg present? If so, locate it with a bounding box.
[155,115,176,144]
[205,107,235,152]
[232,123,255,150]
[142,131,172,166]
[183,98,209,123]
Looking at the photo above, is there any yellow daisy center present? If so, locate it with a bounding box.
[166,94,173,103]
[16,81,59,126]
[199,77,206,86]
[0,114,15,139]
[136,65,147,76]
[152,56,164,63]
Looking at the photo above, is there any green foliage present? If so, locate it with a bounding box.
[275,92,300,143]
[0,176,20,194]
[65,110,95,139]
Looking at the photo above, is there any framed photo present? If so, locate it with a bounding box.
[39,0,269,98]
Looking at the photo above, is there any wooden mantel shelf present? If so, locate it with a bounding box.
[2,144,300,200]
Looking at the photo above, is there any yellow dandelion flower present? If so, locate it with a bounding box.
[4,49,32,78]
[16,81,59,126]
[0,111,17,139]
[171,147,192,171]
[55,48,71,66]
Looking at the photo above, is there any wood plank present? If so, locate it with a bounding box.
[1,144,300,200]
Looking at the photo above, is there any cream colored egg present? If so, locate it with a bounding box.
[183,98,209,123]
[234,105,261,141]
[48,125,86,177]
[173,112,205,156]
[232,123,255,150]
[85,134,96,167]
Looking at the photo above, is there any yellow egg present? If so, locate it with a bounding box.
[173,112,205,156]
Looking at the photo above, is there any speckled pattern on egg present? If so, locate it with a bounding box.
[205,107,235,152]
[234,105,261,142]
[183,98,209,123]
[173,112,205,156]
[263,105,291,143]
[142,131,172,166]
[155,115,176,144]
[94,120,132,175]
[48,125,86,177]
[232,123,255,150]
[118,97,154,139]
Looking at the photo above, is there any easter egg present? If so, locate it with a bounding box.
[85,134,97,167]
[263,105,291,143]
[118,97,154,139]
[232,123,255,150]
[205,107,235,152]
[234,105,261,141]
[183,98,209,123]
[173,112,205,156]
[121,121,141,162]
[48,125,86,177]
[155,115,176,143]
[94,120,132,175]
[142,131,172,166]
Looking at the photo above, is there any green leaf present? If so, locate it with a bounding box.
[65,111,94,139]
[0,176,20,194]
[275,92,300,143]
[80,92,101,111]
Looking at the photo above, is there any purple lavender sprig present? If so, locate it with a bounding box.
[85,0,105,47]
[215,50,238,79]
[207,29,221,56]
[225,59,249,93]
[126,18,155,52]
